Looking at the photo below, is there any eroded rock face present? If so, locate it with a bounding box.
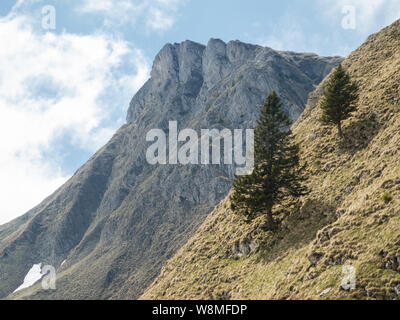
[0,39,342,299]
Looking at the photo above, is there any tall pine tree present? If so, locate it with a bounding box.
[320,64,359,138]
[230,91,308,230]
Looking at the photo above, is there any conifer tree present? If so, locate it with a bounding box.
[320,64,359,138]
[230,91,308,230]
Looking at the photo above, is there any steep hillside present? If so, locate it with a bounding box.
[0,39,341,300]
[142,20,400,300]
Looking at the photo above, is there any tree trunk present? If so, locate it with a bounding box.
[266,206,275,231]
[337,122,343,138]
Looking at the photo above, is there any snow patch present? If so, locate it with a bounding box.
[13,263,43,293]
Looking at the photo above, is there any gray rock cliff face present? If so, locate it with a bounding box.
[0,39,342,299]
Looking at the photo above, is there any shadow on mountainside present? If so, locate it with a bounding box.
[256,198,338,265]
[338,114,381,153]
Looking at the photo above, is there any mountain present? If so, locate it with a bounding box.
[141,20,400,300]
[0,39,341,300]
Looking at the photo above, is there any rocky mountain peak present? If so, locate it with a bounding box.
[128,38,342,124]
[150,40,205,84]
[150,38,262,90]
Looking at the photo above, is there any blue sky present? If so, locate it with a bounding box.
[0,0,399,224]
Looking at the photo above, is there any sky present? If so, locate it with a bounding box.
[0,0,399,225]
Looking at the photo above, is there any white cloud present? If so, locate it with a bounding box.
[319,0,400,34]
[78,0,186,32]
[255,0,400,57]
[257,18,308,52]
[147,7,174,31]
[257,22,353,57]
[254,13,334,55]
[0,7,150,225]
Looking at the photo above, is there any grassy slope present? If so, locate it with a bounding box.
[141,20,400,300]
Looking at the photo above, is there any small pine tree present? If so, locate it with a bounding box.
[320,64,359,138]
[230,91,308,230]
